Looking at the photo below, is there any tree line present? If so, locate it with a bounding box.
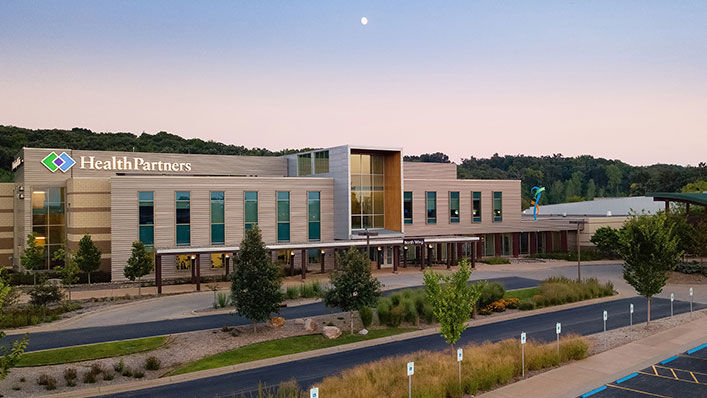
[406,152,706,207]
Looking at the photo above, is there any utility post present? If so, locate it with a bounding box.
[569,220,585,282]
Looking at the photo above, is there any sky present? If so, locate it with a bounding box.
[1,1,706,166]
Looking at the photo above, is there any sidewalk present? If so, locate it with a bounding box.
[477,313,707,398]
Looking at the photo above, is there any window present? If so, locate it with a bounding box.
[210,253,224,268]
[308,191,321,241]
[308,248,321,264]
[537,232,546,253]
[210,191,225,245]
[244,191,258,231]
[472,192,481,223]
[493,191,503,222]
[277,191,290,242]
[484,234,495,257]
[502,233,511,256]
[520,232,529,254]
[403,191,413,224]
[449,191,460,223]
[298,153,312,176]
[138,191,154,249]
[175,191,190,246]
[350,153,384,229]
[426,191,437,224]
[314,151,329,174]
[176,254,191,271]
[31,187,66,269]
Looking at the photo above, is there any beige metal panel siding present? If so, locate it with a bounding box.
[111,176,334,281]
[0,184,13,266]
[403,162,457,180]
[66,178,112,272]
[403,179,524,236]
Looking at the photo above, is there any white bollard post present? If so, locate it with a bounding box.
[407,361,414,398]
[457,348,463,389]
[603,310,607,332]
[690,287,694,316]
[521,332,527,378]
[630,303,634,326]
[556,322,561,357]
[670,293,674,317]
[310,387,319,398]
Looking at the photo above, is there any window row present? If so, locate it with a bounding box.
[137,190,321,248]
[403,191,503,224]
[298,150,330,176]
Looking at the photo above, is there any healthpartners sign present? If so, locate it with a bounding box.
[41,152,192,173]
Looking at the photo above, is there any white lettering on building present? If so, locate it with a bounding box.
[79,156,192,173]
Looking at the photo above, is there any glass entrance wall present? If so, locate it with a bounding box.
[350,153,385,230]
[31,187,66,269]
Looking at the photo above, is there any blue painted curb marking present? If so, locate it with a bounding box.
[580,385,607,397]
[686,343,707,355]
[616,373,637,383]
[660,356,678,364]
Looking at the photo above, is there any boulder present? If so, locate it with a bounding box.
[358,328,368,335]
[294,318,305,325]
[269,317,286,328]
[322,326,342,339]
[304,318,317,332]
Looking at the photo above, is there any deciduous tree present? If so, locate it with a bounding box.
[74,234,102,285]
[20,234,44,285]
[124,241,154,297]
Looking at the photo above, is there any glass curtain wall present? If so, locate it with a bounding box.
[175,191,191,246]
[403,191,413,224]
[244,191,258,231]
[350,153,384,229]
[31,187,66,269]
[277,191,290,242]
[308,191,321,241]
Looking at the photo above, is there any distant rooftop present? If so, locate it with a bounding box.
[647,192,707,207]
[523,196,664,217]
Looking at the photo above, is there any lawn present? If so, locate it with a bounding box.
[17,336,167,367]
[503,287,540,301]
[170,328,415,376]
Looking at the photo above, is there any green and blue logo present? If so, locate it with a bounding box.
[41,152,75,173]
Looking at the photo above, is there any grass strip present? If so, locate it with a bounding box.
[503,287,540,301]
[17,336,167,367]
[170,328,414,376]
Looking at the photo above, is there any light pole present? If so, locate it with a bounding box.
[356,228,378,266]
[569,220,585,281]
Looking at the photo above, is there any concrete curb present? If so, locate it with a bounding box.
[37,294,626,398]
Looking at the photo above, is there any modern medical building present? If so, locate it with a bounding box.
[2,146,578,290]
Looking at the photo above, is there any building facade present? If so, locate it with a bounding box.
[3,146,576,285]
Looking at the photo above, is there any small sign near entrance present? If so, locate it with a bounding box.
[310,387,319,398]
[520,332,526,344]
[556,322,561,334]
[407,362,414,376]
[670,293,674,302]
[690,287,693,296]
[603,310,608,321]
[630,303,634,314]
[457,348,463,362]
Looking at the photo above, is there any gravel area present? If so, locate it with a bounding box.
[0,311,364,397]
[667,271,707,285]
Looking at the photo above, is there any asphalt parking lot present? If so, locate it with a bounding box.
[580,343,707,398]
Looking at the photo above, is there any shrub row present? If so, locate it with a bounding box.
[283,282,323,300]
[478,298,519,315]
[519,277,614,310]
[477,257,510,265]
[376,289,435,327]
[529,248,607,262]
[7,271,112,286]
[676,261,707,276]
[0,301,82,328]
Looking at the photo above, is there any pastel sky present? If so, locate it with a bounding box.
[1,1,706,166]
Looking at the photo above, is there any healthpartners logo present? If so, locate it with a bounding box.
[41,152,76,173]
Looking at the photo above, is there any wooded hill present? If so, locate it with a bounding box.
[2,126,704,207]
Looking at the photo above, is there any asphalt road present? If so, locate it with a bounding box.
[108,297,705,398]
[1,276,539,352]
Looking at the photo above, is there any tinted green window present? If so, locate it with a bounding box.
[139,191,154,201]
[211,191,225,245]
[175,191,190,246]
[176,225,190,246]
[314,151,329,174]
[426,192,436,224]
[139,191,154,248]
[277,191,290,242]
[308,191,321,241]
[244,191,258,230]
[403,191,412,224]
[139,226,154,245]
[472,191,481,223]
[493,191,502,222]
[449,191,460,223]
[298,153,312,176]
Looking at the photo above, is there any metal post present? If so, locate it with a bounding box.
[320,249,325,273]
[670,293,674,317]
[458,361,462,389]
[576,222,581,282]
[408,374,411,398]
[522,344,525,378]
[301,249,307,280]
[690,287,694,316]
[630,303,633,326]
[195,254,201,292]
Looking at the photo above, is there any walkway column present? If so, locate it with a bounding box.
[224,253,230,281]
[195,254,201,292]
[301,249,307,280]
[428,244,434,267]
[420,244,426,270]
[530,233,537,255]
[665,200,670,213]
[190,255,196,284]
[495,234,502,257]
[289,251,295,276]
[561,230,568,252]
[377,246,382,270]
[402,246,408,268]
[393,245,399,273]
[437,244,442,263]
[546,232,553,253]
[155,254,162,294]
[456,243,463,265]
[471,242,476,268]
[320,249,325,273]
[513,233,520,257]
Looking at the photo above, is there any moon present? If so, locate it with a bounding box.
[361,17,368,26]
